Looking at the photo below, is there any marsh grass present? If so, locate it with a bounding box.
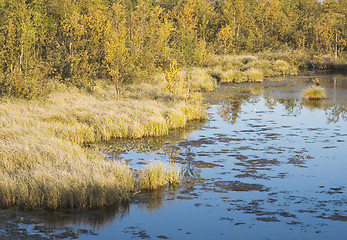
[245,68,264,83]
[302,86,326,100]
[0,137,134,209]
[0,83,203,209]
[213,54,298,83]
[138,161,182,190]
[185,68,217,92]
[221,69,248,83]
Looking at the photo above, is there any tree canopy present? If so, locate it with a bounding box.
[0,0,346,98]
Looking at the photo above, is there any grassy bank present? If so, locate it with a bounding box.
[0,80,205,209]
[1,52,344,210]
[209,54,298,84]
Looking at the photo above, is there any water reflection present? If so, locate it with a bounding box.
[133,187,179,214]
[325,105,347,123]
[302,99,324,110]
[5,72,347,240]
[278,99,303,115]
[21,189,175,232]
[102,119,205,162]
[217,74,347,124]
[178,147,202,178]
[20,204,129,231]
[264,97,277,110]
[218,93,259,124]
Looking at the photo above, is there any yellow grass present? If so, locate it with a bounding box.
[246,68,264,83]
[0,83,203,209]
[138,161,182,190]
[0,137,134,209]
[186,68,217,92]
[221,69,247,83]
[302,86,326,100]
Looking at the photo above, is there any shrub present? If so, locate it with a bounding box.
[164,61,187,99]
[0,69,48,99]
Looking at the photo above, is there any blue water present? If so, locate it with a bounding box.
[9,73,347,240]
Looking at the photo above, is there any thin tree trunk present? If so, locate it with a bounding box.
[19,45,23,72]
[335,32,338,59]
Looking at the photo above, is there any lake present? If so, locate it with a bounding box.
[1,71,346,240]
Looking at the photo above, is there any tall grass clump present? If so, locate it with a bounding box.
[138,161,182,190]
[221,69,247,83]
[167,102,206,129]
[245,68,264,83]
[302,86,326,100]
[186,68,217,92]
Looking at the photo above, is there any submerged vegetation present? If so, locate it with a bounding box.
[303,86,327,100]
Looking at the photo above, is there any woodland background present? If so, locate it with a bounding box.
[0,0,346,98]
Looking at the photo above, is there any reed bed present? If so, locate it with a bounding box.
[214,55,298,83]
[185,68,217,92]
[0,84,201,209]
[0,137,134,209]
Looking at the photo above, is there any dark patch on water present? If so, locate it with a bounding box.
[213,181,269,192]
[157,235,170,239]
[123,226,151,239]
[178,138,215,147]
[316,214,347,221]
[256,217,281,222]
[4,72,347,240]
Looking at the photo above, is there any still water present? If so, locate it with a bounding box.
[2,72,347,239]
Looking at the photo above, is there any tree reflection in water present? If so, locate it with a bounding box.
[181,146,201,178]
[218,93,259,124]
[217,84,346,125]
[325,105,347,123]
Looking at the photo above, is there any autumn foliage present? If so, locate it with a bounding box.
[0,0,346,98]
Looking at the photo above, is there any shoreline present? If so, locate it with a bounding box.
[0,54,345,210]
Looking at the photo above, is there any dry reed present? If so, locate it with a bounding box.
[0,83,202,209]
